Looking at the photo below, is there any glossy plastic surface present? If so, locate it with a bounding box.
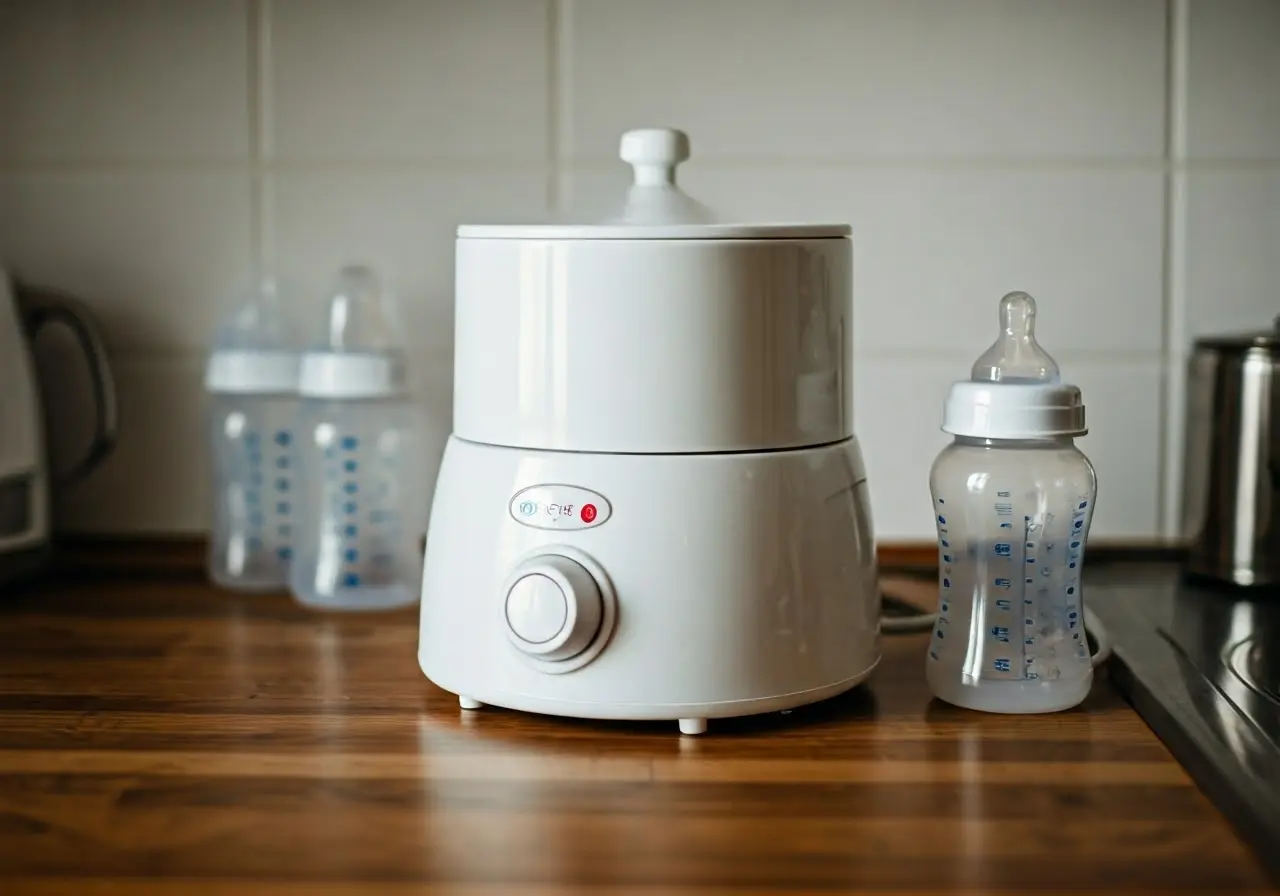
[453,237,852,452]
[298,266,406,399]
[418,436,881,721]
[927,436,1098,713]
[289,399,424,611]
[969,291,1060,384]
[205,277,300,394]
[943,290,1086,440]
[207,394,298,591]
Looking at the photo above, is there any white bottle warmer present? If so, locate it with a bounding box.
[418,128,881,734]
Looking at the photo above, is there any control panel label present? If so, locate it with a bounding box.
[509,484,612,531]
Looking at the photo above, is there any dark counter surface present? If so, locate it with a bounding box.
[1087,562,1280,886]
[0,567,1272,894]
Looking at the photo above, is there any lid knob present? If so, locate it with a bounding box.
[969,291,1061,385]
[620,128,690,187]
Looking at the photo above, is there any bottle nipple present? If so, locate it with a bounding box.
[970,291,1060,384]
[215,276,293,351]
[322,264,398,353]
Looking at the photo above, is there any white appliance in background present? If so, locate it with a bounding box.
[418,128,881,735]
[0,269,117,589]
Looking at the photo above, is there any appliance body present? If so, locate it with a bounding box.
[453,237,853,453]
[421,436,880,730]
[0,270,117,590]
[419,128,881,734]
[1182,316,1280,588]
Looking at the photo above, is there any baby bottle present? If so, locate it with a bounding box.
[926,291,1105,714]
[289,265,424,612]
[204,278,301,591]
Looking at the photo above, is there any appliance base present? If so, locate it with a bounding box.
[442,661,878,735]
[419,436,882,737]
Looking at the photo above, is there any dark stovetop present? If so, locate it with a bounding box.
[1088,563,1280,880]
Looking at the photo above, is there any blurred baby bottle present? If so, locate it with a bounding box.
[926,291,1111,713]
[204,278,301,591]
[289,265,424,612]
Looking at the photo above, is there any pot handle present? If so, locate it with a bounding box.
[19,285,119,485]
[1271,318,1280,492]
[1272,376,1280,493]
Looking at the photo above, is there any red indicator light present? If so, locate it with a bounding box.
[580,504,598,523]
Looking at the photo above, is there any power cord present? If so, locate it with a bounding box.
[880,593,938,634]
[880,570,939,634]
[879,580,1114,666]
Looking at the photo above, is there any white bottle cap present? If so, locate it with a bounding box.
[298,351,405,399]
[205,349,300,394]
[297,265,408,399]
[205,277,300,394]
[941,292,1087,439]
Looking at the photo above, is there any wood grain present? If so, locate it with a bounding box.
[52,534,1185,580]
[0,575,1271,894]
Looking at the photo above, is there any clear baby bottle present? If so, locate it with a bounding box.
[204,278,301,591]
[926,291,1110,714]
[289,265,424,612]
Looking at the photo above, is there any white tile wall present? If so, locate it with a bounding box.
[1183,172,1280,337]
[268,0,551,162]
[0,0,1275,542]
[0,0,250,162]
[270,168,550,354]
[0,171,255,353]
[564,0,1168,161]
[1183,0,1280,160]
[569,164,1167,356]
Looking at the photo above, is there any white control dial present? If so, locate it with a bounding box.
[502,554,603,662]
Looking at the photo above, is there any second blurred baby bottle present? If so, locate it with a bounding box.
[290,265,424,611]
[205,278,301,591]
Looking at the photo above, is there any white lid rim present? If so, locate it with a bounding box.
[456,223,851,240]
[942,424,1090,439]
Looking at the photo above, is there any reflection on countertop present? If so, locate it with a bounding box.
[0,563,1271,891]
[1087,561,1280,883]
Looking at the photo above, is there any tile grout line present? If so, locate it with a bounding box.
[245,0,263,281]
[253,0,277,277]
[545,0,559,211]
[1,158,1278,176]
[1157,0,1191,540]
[552,0,575,213]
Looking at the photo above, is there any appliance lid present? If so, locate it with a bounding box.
[1193,314,1280,353]
[457,127,850,241]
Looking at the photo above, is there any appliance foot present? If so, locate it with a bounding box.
[458,696,484,710]
[678,717,707,735]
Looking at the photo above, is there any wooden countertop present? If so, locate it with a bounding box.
[0,574,1272,894]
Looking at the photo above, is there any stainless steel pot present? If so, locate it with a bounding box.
[1182,315,1280,587]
